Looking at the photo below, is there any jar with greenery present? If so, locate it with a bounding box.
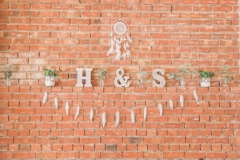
[44,68,57,86]
[96,67,107,87]
[0,64,15,86]
[168,64,197,87]
[199,70,214,87]
[137,61,148,87]
[220,65,232,86]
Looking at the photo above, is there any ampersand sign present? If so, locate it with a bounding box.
[114,68,130,87]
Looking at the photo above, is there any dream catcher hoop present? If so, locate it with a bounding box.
[107,20,132,60]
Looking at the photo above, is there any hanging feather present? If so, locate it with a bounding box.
[193,89,200,105]
[120,37,124,43]
[54,96,58,110]
[158,103,163,116]
[74,106,80,120]
[107,39,115,56]
[42,91,47,104]
[131,110,135,124]
[122,52,127,60]
[127,34,132,43]
[143,107,147,122]
[123,42,127,51]
[125,42,130,48]
[115,48,121,61]
[125,50,131,58]
[180,95,184,108]
[169,100,173,110]
[90,109,94,123]
[109,31,112,37]
[102,112,106,127]
[116,38,121,44]
[115,111,120,127]
[65,101,69,115]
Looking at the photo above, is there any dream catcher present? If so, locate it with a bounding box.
[107,20,132,61]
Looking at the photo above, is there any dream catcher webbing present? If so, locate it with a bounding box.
[107,20,132,61]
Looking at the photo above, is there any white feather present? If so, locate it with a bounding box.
[131,110,135,124]
[54,97,58,110]
[90,109,93,123]
[65,101,69,115]
[115,111,120,127]
[169,100,173,110]
[193,89,200,105]
[180,95,184,108]
[120,37,124,43]
[42,91,47,104]
[125,42,130,48]
[123,43,127,50]
[115,42,121,50]
[107,46,114,56]
[115,51,121,61]
[74,106,80,120]
[107,39,115,56]
[109,32,112,37]
[143,107,147,122]
[125,50,131,58]
[127,34,132,43]
[102,112,106,127]
[122,52,127,60]
[158,103,163,116]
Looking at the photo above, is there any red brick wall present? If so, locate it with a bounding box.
[0,0,240,159]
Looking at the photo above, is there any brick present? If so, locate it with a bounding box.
[207,152,227,159]
[123,152,143,158]
[36,152,56,159]
[164,152,184,158]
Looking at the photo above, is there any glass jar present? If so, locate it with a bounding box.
[200,77,210,87]
[100,79,104,87]
[6,77,10,86]
[180,77,185,87]
[45,76,55,86]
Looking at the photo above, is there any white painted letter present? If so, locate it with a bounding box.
[76,68,92,87]
[152,69,166,87]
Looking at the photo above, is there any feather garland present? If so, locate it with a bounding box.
[54,96,58,110]
[90,109,94,123]
[74,106,80,120]
[158,103,163,116]
[102,112,106,127]
[143,107,147,122]
[42,91,47,104]
[131,110,135,124]
[169,100,173,110]
[180,95,184,108]
[65,101,69,115]
[115,111,120,127]
[193,89,200,105]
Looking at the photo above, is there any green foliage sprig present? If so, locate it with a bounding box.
[220,65,232,82]
[199,70,214,78]
[137,61,148,83]
[44,68,57,77]
[97,67,107,80]
[168,64,197,80]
